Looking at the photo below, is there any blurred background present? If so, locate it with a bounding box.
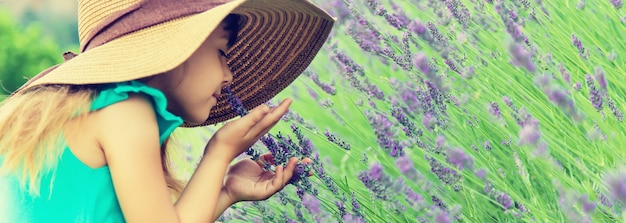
[2,0,78,47]
[0,0,78,95]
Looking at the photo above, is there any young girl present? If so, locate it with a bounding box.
[0,0,334,222]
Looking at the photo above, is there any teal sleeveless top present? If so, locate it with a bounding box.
[0,81,184,222]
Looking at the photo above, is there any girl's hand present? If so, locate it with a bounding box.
[204,99,292,161]
[222,153,311,202]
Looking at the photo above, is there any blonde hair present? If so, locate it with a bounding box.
[0,85,184,197]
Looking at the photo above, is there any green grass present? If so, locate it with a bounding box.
[170,0,626,222]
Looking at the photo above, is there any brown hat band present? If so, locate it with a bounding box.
[82,0,231,52]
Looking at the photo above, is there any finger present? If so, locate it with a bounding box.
[259,153,276,165]
[301,158,312,165]
[248,99,292,138]
[255,156,267,168]
[272,163,285,190]
[237,104,270,130]
[250,99,292,138]
[281,157,299,186]
[298,158,313,176]
[255,153,275,167]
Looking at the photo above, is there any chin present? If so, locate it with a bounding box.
[182,106,213,125]
[181,113,207,125]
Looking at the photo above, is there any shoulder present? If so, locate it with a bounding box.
[90,93,180,222]
[92,93,160,151]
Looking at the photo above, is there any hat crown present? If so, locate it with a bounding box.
[77,0,142,51]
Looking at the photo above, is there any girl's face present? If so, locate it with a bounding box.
[147,22,234,124]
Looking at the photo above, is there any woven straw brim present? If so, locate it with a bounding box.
[24,0,335,127]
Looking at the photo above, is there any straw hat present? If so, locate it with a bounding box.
[13,0,335,127]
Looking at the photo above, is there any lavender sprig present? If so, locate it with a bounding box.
[225,86,259,160]
[225,87,314,188]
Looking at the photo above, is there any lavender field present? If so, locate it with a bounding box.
[170,0,626,222]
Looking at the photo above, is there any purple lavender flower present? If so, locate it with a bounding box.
[462,66,475,79]
[445,0,471,29]
[309,72,337,95]
[509,43,536,73]
[546,88,579,119]
[502,96,513,108]
[405,188,425,208]
[366,111,405,157]
[431,195,448,210]
[226,87,263,160]
[475,168,487,179]
[444,59,461,74]
[336,201,348,219]
[519,124,541,145]
[251,201,276,222]
[426,156,462,190]
[489,102,501,119]
[345,21,382,53]
[436,135,446,148]
[606,96,625,121]
[585,74,604,111]
[572,34,584,52]
[484,140,492,151]
[571,34,589,58]
[312,153,340,196]
[368,163,383,180]
[413,53,431,75]
[324,129,351,150]
[391,106,422,137]
[395,155,414,174]
[331,50,365,76]
[558,63,571,83]
[302,193,321,215]
[381,47,406,71]
[289,162,315,189]
[320,0,351,22]
[497,193,514,209]
[446,148,474,170]
[427,21,450,49]
[611,0,623,9]
[342,214,366,223]
[578,194,597,213]
[498,3,529,45]
[434,210,452,223]
[365,79,385,100]
[274,132,299,163]
[596,190,614,208]
[502,137,512,147]
[225,86,248,117]
[307,88,318,100]
[594,67,608,91]
[409,20,427,35]
[485,181,515,210]
[349,192,364,218]
[382,11,405,30]
[573,82,582,91]
[606,172,626,203]
[291,124,314,157]
[358,163,393,200]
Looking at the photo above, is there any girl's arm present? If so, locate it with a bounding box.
[96,94,292,223]
[211,188,237,221]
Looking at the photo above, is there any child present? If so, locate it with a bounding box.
[0,0,334,222]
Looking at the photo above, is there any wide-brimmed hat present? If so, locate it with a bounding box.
[13,0,335,127]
